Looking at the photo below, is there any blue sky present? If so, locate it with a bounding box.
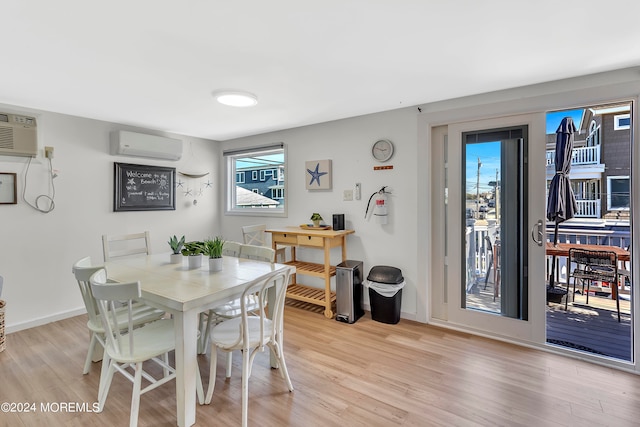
[466,108,584,194]
[546,109,583,133]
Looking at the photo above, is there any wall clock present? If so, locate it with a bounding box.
[371,139,394,162]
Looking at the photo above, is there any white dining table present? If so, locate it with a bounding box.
[105,253,294,427]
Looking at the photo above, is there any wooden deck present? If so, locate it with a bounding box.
[467,276,633,361]
[546,293,632,361]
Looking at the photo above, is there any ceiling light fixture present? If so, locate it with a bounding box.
[212,90,258,107]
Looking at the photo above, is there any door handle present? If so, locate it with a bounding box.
[530,219,544,247]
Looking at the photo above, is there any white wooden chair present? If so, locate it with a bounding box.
[197,241,244,354]
[204,268,294,427]
[238,243,276,262]
[241,224,286,262]
[197,243,274,365]
[102,231,151,261]
[90,268,203,427]
[72,256,165,375]
[222,241,242,257]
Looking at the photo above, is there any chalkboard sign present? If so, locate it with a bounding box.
[114,162,176,211]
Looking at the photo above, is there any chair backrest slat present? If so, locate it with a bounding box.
[102,231,151,261]
[72,256,104,325]
[222,241,242,257]
[239,268,291,351]
[90,268,142,357]
[239,244,275,262]
[569,248,618,281]
[241,224,267,246]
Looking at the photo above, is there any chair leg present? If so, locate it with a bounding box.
[483,256,492,290]
[97,349,112,404]
[614,279,621,323]
[585,280,590,305]
[204,347,218,404]
[130,362,143,427]
[97,358,115,412]
[196,362,204,405]
[268,342,294,392]
[241,348,251,427]
[226,351,233,378]
[83,333,99,374]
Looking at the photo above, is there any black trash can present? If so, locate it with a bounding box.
[366,266,404,324]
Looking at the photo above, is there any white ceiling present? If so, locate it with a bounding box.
[2,1,640,141]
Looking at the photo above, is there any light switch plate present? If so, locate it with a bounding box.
[343,190,353,201]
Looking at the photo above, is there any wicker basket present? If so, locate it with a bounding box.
[0,300,5,353]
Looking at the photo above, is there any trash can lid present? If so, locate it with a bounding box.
[367,265,403,284]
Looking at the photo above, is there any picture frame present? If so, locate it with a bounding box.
[305,159,332,190]
[114,162,176,211]
[0,172,17,204]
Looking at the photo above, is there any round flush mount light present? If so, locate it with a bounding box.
[212,90,258,107]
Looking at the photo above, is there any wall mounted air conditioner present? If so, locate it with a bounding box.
[0,112,38,157]
[110,130,183,161]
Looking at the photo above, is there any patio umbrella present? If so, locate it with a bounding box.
[546,117,578,290]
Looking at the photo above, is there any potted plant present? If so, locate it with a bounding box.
[168,235,185,264]
[181,241,204,269]
[204,236,225,272]
[310,212,323,227]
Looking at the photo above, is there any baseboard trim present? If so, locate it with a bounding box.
[6,307,86,334]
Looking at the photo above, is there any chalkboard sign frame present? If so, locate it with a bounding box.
[114,162,176,211]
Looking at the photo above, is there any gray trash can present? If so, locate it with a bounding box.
[335,260,364,323]
[366,266,404,324]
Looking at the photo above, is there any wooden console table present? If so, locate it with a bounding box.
[266,227,355,318]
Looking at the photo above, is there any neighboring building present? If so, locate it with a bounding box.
[235,164,285,206]
[546,103,631,219]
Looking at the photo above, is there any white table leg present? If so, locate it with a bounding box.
[174,309,198,427]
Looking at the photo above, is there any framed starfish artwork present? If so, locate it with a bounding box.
[305,159,332,190]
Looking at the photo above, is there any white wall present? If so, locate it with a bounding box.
[219,108,420,318]
[0,105,220,332]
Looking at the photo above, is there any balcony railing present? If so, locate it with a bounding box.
[575,199,600,218]
[546,145,600,166]
[466,222,630,287]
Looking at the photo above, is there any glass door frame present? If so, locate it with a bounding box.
[443,113,547,343]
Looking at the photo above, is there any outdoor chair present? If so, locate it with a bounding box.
[483,236,501,301]
[617,244,631,300]
[567,248,620,322]
[204,268,294,427]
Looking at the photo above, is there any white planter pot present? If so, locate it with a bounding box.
[170,253,183,264]
[187,255,202,269]
[209,257,223,272]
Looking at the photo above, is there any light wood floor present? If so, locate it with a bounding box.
[1,305,640,427]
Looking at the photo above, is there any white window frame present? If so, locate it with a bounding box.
[236,172,245,184]
[224,143,287,217]
[607,175,630,211]
[614,114,631,130]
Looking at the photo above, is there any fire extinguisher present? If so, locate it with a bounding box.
[365,186,390,224]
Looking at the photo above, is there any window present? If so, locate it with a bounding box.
[224,143,287,216]
[607,175,630,210]
[614,114,631,130]
[260,169,275,181]
[272,188,284,199]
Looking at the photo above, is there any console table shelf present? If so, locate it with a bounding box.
[266,227,354,318]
